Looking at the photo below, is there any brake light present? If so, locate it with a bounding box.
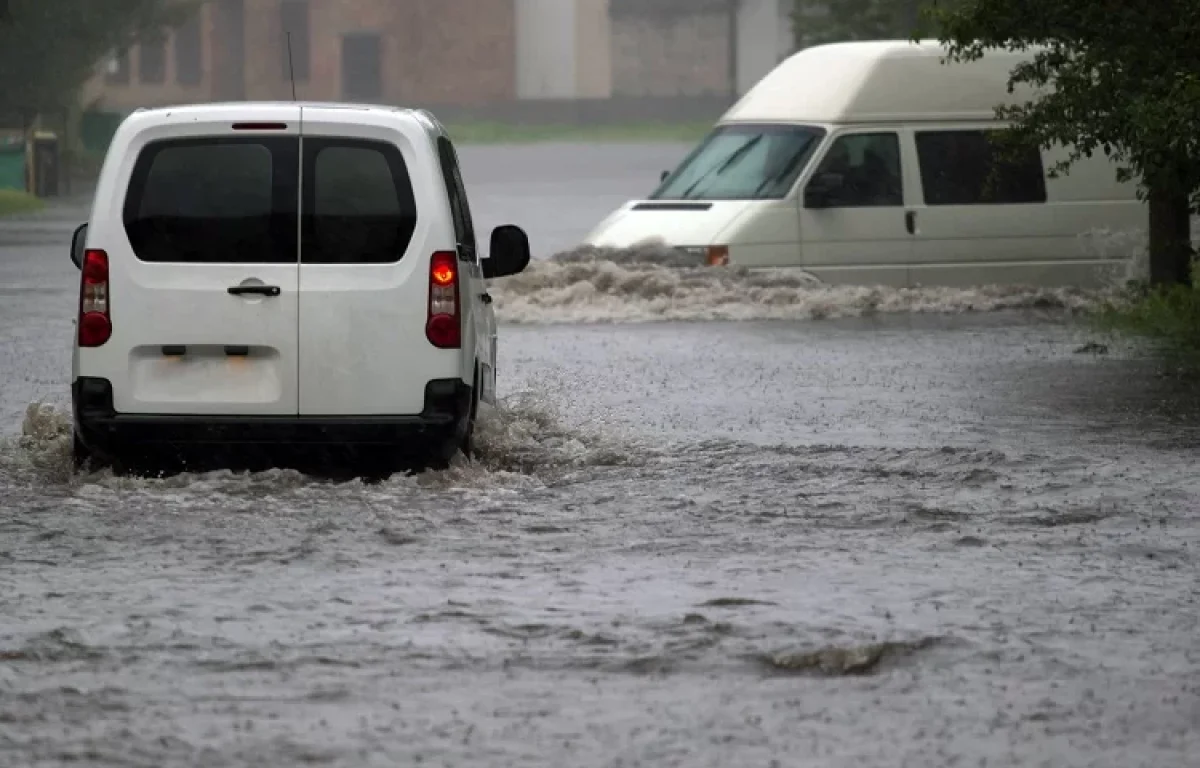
[706,245,730,266]
[426,251,460,348]
[78,249,111,347]
[232,122,288,130]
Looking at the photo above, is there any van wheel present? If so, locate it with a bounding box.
[71,432,90,471]
[72,432,110,473]
[459,365,480,460]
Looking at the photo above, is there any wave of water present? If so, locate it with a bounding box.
[0,394,645,493]
[492,230,1147,325]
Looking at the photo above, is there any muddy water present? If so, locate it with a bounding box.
[2,145,1198,766]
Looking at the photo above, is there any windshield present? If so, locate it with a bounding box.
[651,124,826,201]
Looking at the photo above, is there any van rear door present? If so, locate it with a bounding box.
[296,107,448,417]
[101,108,301,416]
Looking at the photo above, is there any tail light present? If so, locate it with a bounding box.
[78,249,112,347]
[426,251,460,348]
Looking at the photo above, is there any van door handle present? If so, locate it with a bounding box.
[228,285,281,297]
[904,211,916,235]
[480,293,493,304]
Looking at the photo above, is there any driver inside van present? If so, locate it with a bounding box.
[814,139,902,206]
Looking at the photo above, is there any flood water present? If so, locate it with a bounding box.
[1,143,1198,767]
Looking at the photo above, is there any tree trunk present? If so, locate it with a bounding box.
[1147,184,1193,286]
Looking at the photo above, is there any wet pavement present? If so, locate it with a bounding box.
[1,144,1198,767]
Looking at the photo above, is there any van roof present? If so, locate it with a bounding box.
[721,40,1043,125]
[125,101,445,133]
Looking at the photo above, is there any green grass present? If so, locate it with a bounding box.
[441,120,712,145]
[0,189,45,217]
[1091,264,1200,374]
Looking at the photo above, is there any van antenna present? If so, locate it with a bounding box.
[285,31,297,101]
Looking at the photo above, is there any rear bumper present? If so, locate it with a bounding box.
[72,376,470,456]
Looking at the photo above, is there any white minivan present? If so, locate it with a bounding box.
[583,40,1147,288]
[69,102,530,474]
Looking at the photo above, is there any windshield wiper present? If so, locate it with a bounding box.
[678,135,764,200]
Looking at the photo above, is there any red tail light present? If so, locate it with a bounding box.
[426,251,460,348]
[78,249,111,347]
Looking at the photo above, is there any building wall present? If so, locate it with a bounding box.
[81,0,787,114]
[515,0,612,100]
[609,0,791,98]
[85,0,517,112]
[610,9,731,97]
[574,0,613,98]
[737,0,790,93]
[515,0,578,99]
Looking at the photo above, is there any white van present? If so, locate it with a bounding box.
[582,40,1146,288]
[69,102,530,474]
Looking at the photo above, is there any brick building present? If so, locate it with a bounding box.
[82,0,794,117]
[85,0,518,111]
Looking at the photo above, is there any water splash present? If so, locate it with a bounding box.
[0,391,641,492]
[493,242,1131,325]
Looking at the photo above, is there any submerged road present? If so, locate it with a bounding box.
[1,143,1197,767]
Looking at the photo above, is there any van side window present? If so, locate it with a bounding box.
[808,133,903,207]
[301,138,418,264]
[436,136,477,259]
[915,130,1047,205]
[123,137,299,264]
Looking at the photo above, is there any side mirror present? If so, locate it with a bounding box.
[803,172,843,209]
[483,224,531,279]
[70,223,88,269]
[660,170,670,182]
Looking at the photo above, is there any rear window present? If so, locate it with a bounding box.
[123,137,299,264]
[301,138,417,264]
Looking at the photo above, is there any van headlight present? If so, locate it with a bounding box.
[675,245,729,265]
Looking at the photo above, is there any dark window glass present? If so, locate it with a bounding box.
[123,138,299,264]
[106,50,131,85]
[280,0,310,82]
[301,139,417,264]
[806,132,903,208]
[436,136,476,257]
[341,33,382,101]
[139,34,167,84]
[915,130,1046,205]
[174,13,202,86]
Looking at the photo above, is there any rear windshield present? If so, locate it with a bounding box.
[124,137,299,264]
[123,135,419,264]
[301,138,418,265]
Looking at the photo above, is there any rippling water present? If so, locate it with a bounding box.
[4,311,1199,767]
[2,146,1197,766]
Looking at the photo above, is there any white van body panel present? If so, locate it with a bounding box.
[80,104,304,416]
[721,40,1041,125]
[295,106,465,417]
[581,40,1147,288]
[584,200,762,249]
[77,102,483,420]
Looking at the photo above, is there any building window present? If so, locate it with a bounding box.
[175,13,202,86]
[139,33,167,84]
[106,50,131,85]
[915,130,1047,205]
[280,0,310,82]
[341,33,382,102]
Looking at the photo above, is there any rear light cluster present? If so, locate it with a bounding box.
[426,251,460,348]
[78,249,112,347]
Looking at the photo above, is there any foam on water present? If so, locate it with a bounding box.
[0,393,643,494]
[492,231,1148,325]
